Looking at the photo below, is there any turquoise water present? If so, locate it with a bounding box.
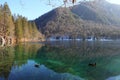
[0,41,120,80]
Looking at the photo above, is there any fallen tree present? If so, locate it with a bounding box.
[0,36,5,47]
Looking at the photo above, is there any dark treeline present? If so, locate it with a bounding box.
[0,2,44,46]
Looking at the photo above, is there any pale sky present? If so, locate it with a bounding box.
[0,0,120,20]
[106,0,120,5]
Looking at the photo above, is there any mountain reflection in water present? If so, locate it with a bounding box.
[0,41,120,80]
[8,60,84,80]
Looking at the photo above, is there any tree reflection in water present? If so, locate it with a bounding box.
[0,41,120,80]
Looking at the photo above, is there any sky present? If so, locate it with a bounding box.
[0,0,120,20]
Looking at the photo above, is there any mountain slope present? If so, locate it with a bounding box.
[34,0,120,39]
[71,0,120,26]
[35,8,83,38]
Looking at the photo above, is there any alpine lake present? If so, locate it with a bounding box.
[0,40,120,80]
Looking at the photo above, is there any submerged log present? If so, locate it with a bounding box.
[88,63,96,67]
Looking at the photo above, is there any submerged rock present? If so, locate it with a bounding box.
[34,64,40,68]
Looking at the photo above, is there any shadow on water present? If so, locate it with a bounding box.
[1,41,120,80]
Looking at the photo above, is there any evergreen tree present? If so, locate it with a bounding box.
[3,2,15,37]
[22,17,29,40]
[15,15,23,41]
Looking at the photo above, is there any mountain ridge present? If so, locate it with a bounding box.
[71,0,120,26]
[34,0,120,39]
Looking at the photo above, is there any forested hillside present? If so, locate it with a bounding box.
[0,2,44,45]
[35,0,120,40]
[35,8,83,38]
[71,0,120,26]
